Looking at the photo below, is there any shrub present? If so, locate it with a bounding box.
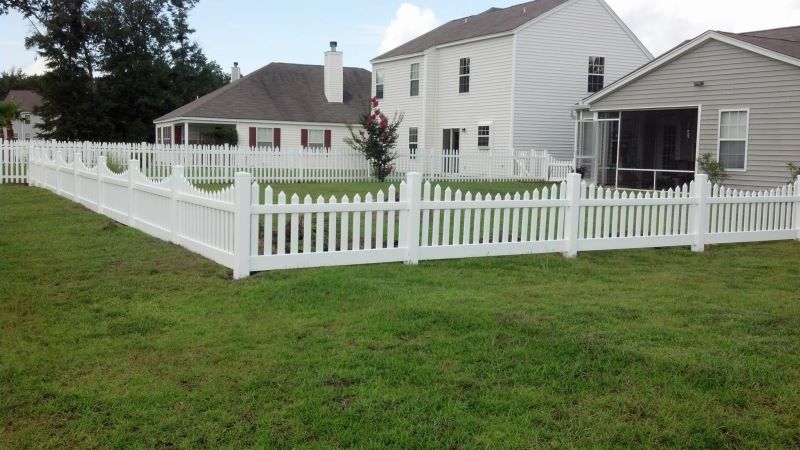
[788,162,800,182]
[344,97,403,182]
[697,153,728,185]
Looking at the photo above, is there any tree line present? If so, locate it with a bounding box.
[0,0,228,143]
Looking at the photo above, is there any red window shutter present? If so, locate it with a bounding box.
[174,125,182,145]
[324,129,332,149]
[248,127,256,147]
[301,129,308,148]
[273,128,281,149]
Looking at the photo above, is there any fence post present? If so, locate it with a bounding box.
[97,155,106,214]
[127,159,138,227]
[55,150,63,195]
[233,171,252,279]
[562,172,582,258]
[691,173,709,252]
[170,165,184,244]
[404,171,422,265]
[794,175,800,241]
[72,151,81,202]
[26,143,34,187]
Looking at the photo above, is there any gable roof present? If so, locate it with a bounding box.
[720,26,800,60]
[4,90,44,112]
[581,27,800,106]
[155,63,372,124]
[372,0,570,61]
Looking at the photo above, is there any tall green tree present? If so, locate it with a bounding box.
[1,0,228,142]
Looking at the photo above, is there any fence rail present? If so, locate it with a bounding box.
[3,140,574,184]
[26,145,800,278]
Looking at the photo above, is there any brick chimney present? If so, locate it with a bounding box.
[324,41,343,103]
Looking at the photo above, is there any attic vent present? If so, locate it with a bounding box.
[464,17,468,23]
[523,7,526,14]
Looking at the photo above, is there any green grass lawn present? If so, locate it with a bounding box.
[197,180,552,201]
[2,184,800,449]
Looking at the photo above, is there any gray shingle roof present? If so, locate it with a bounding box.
[4,90,44,112]
[372,0,569,61]
[720,26,800,61]
[155,63,372,123]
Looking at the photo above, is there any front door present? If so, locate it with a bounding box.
[442,128,460,174]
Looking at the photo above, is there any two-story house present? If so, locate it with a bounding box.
[371,0,652,174]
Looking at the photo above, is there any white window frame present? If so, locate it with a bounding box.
[587,56,605,94]
[410,63,420,97]
[717,108,749,172]
[256,127,273,148]
[375,69,384,99]
[477,121,493,150]
[459,58,470,94]
[162,126,172,145]
[308,129,324,150]
[408,127,418,159]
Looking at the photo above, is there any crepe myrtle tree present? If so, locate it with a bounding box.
[345,97,403,181]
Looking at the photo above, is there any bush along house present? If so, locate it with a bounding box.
[153,42,371,150]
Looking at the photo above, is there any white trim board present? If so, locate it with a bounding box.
[580,31,800,106]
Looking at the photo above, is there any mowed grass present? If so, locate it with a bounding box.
[2,184,800,449]
[198,180,551,201]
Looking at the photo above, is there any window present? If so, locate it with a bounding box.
[459,58,470,93]
[256,127,273,148]
[20,113,31,124]
[587,57,605,93]
[477,124,491,148]
[410,63,420,96]
[162,127,171,145]
[308,129,324,150]
[408,127,418,159]
[375,69,384,99]
[718,110,748,170]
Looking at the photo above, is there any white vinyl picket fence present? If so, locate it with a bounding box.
[3,140,573,184]
[27,145,800,278]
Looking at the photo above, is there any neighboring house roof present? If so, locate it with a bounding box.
[155,63,372,124]
[4,90,44,113]
[720,26,800,61]
[372,0,570,61]
[580,27,800,106]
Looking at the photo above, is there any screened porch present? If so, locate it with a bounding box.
[576,108,698,190]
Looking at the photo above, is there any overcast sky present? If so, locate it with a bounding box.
[2,0,800,75]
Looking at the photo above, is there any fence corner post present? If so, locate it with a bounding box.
[72,151,81,202]
[97,155,106,214]
[794,175,800,241]
[233,171,252,279]
[562,172,581,258]
[404,171,422,265]
[692,173,709,252]
[127,159,138,227]
[170,165,184,244]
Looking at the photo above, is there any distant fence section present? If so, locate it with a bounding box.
[2,140,574,184]
[27,146,800,278]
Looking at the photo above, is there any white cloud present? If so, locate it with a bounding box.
[379,3,440,54]
[23,57,48,75]
[606,0,800,56]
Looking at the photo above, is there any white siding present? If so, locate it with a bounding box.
[590,39,800,189]
[512,0,651,158]
[234,121,352,148]
[433,35,514,154]
[372,56,425,152]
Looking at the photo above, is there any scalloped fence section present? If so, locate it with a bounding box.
[25,146,800,278]
[5,140,573,184]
